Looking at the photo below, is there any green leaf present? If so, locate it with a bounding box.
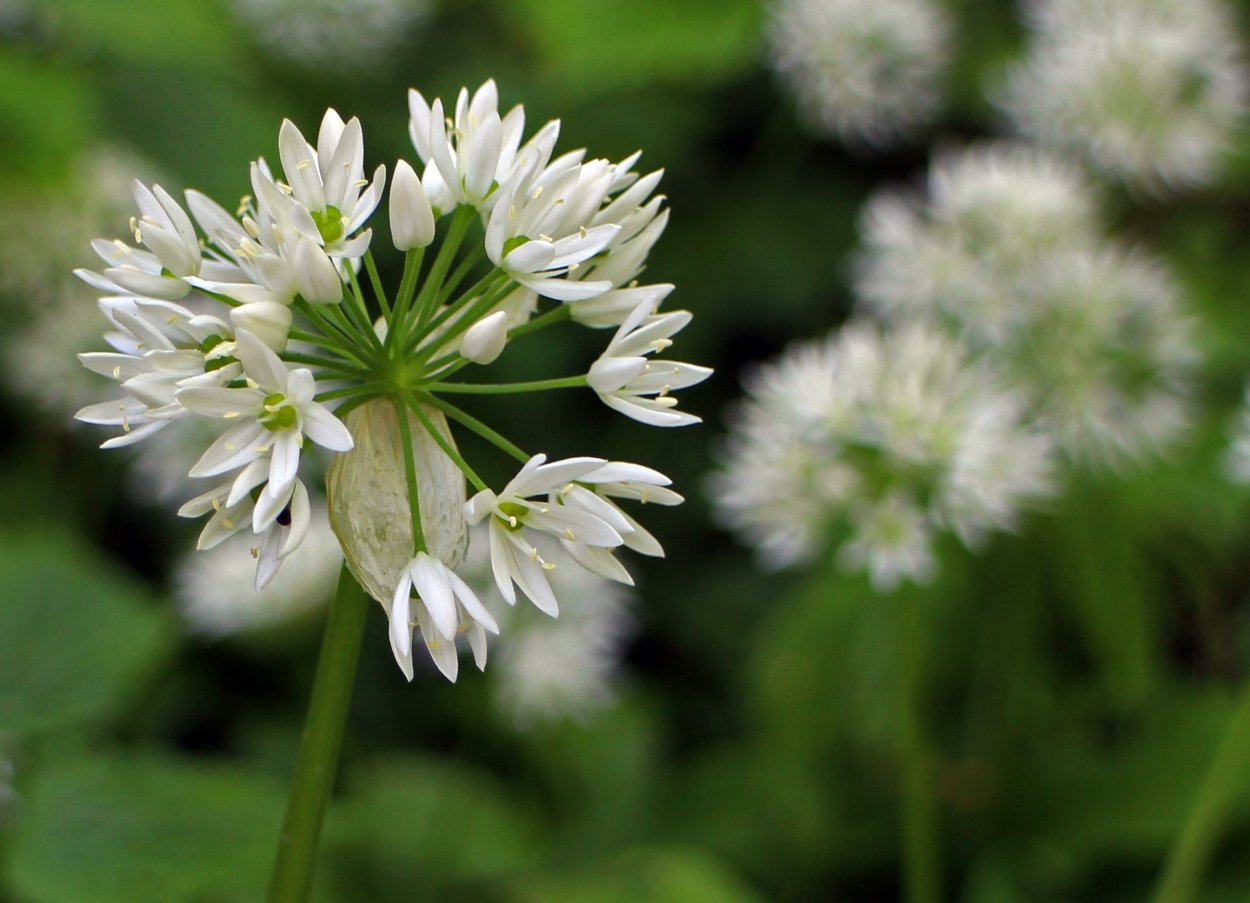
[4,749,286,903]
[0,530,172,736]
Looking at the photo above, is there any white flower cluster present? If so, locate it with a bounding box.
[766,0,952,148]
[710,321,1054,591]
[999,0,1250,191]
[856,143,1198,468]
[76,81,709,682]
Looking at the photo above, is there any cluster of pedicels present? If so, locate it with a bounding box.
[75,80,709,681]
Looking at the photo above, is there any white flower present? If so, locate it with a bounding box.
[389,158,435,250]
[176,504,342,636]
[464,454,625,615]
[999,0,1250,191]
[269,109,386,255]
[408,79,530,211]
[767,0,952,147]
[459,310,509,365]
[586,302,711,427]
[710,320,1055,587]
[74,180,204,300]
[178,330,353,504]
[388,551,500,682]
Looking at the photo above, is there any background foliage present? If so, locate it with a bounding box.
[2,0,1250,899]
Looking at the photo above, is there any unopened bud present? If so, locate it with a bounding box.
[459,310,508,365]
[390,159,436,250]
[230,301,292,352]
[292,235,343,304]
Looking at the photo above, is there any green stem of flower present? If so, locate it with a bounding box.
[400,390,488,492]
[315,381,391,403]
[417,391,530,464]
[895,595,941,903]
[437,246,487,307]
[281,352,371,379]
[364,251,390,319]
[423,375,587,394]
[1151,675,1250,903]
[406,276,510,360]
[294,302,373,369]
[507,303,571,339]
[410,204,476,332]
[343,266,383,352]
[266,564,368,903]
[386,248,424,352]
[392,396,427,553]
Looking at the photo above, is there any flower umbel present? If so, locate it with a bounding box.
[75,80,706,681]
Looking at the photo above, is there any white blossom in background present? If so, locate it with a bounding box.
[999,0,1250,192]
[175,511,342,636]
[710,320,1055,591]
[1223,384,1250,484]
[766,0,952,148]
[230,0,429,76]
[854,143,1199,469]
[74,82,704,682]
[462,528,636,726]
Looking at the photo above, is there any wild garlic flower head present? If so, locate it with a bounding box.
[75,82,706,682]
[855,144,1199,469]
[999,0,1250,192]
[766,0,953,148]
[856,142,1101,343]
[710,320,1055,591]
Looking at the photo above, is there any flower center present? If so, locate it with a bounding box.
[261,392,298,431]
[312,205,344,245]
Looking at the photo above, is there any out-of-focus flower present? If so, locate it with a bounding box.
[230,0,430,76]
[175,509,342,636]
[710,320,1055,590]
[855,144,1199,468]
[999,0,1250,191]
[766,0,952,148]
[1223,383,1250,484]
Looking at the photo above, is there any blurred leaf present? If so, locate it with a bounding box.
[3,749,285,903]
[0,530,172,736]
[320,753,539,898]
[502,846,766,903]
[0,52,94,183]
[505,0,762,96]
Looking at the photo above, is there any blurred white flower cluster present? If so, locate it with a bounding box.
[230,0,429,75]
[711,321,1054,590]
[766,0,952,148]
[1000,0,1249,191]
[856,143,1198,468]
[75,81,708,682]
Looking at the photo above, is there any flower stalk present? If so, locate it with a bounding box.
[267,564,369,903]
[895,595,941,903]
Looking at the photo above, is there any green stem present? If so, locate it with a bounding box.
[315,381,390,403]
[422,375,587,394]
[1151,676,1250,902]
[267,564,369,903]
[400,390,488,492]
[386,248,424,352]
[406,275,509,359]
[895,596,941,903]
[363,251,390,319]
[507,303,571,339]
[410,204,476,331]
[417,392,530,464]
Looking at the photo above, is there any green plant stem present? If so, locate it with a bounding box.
[364,251,390,318]
[895,596,941,903]
[267,565,369,903]
[1151,675,1250,902]
[417,391,530,463]
[423,375,586,394]
[392,396,427,552]
[386,248,424,351]
[401,390,488,492]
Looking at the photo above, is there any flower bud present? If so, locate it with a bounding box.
[229,301,292,352]
[326,399,468,605]
[390,159,436,250]
[459,310,508,365]
[292,235,344,304]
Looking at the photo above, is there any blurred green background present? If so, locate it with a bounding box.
[3,0,1250,900]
